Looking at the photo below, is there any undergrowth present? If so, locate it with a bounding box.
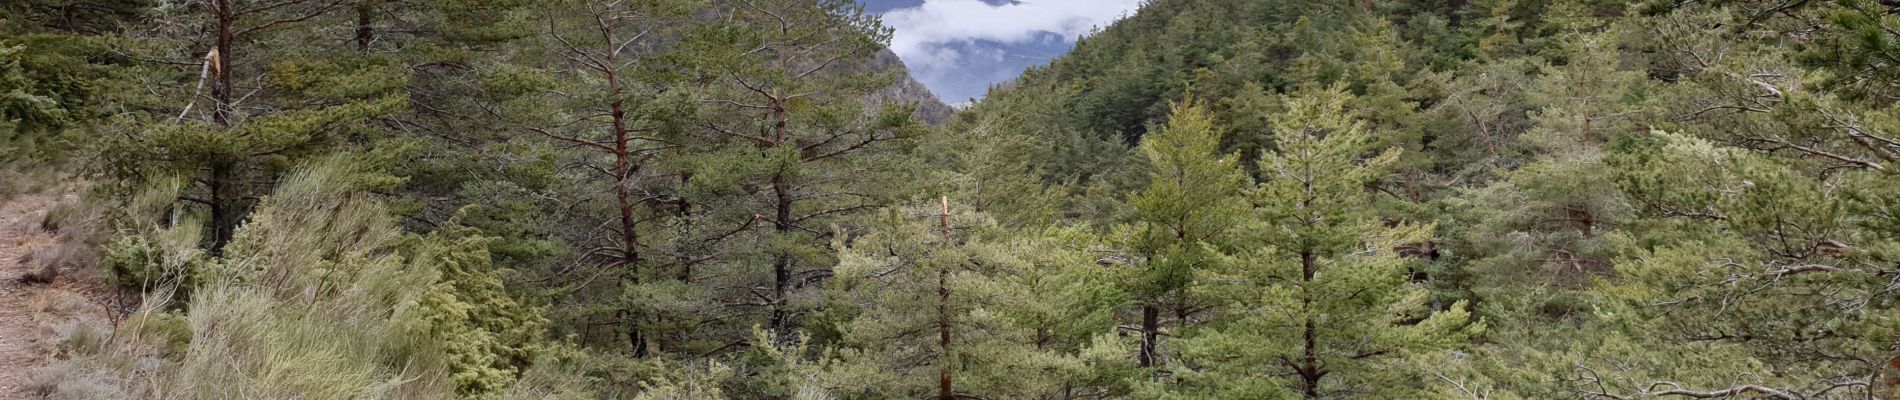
[39,158,587,399]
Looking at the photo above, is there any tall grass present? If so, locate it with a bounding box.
[41,158,574,399]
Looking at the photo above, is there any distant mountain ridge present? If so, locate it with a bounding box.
[868,48,956,125]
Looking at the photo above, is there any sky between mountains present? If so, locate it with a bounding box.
[858,0,1145,104]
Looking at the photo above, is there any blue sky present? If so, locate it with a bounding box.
[859,0,1146,104]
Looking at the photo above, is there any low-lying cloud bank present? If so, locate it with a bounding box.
[876,0,1144,101]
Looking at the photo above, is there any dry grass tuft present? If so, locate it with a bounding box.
[36,159,590,399]
[41,160,460,399]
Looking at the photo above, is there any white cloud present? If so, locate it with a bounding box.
[881,0,1144,70]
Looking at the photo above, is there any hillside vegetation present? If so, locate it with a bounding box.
[2,0,1899,399]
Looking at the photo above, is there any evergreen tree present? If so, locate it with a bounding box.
[1450,29,1654,307]
[919,111,1064,229]
[826,201,975,399]
[681,0,920,338]
[816,170,1152,399]
[0,42,75,162]
[102,0,407,254]
[1166,86,1477,399]
[816,107,1135,397]
[825,199,1137,399]
[31,0,1900,398]
[1121,98,1248,368]
[0,0,141,163]
[525,0,701,359]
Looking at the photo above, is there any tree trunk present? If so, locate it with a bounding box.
[938,197,955,400]
[676,172,694,281]
[938,266,954,400]
[768,172,793,336]
[354,3,373,53]
[614,124,644,358]
[213,0,232,128]
[207,161,235,257]
[206,0,237,256]
[767,99,795,337]
[1299,250,1323,399]
[1300,318,1322,399]
[604,33,646,355]
[619,160,646,358]
[1138,305,1159,367]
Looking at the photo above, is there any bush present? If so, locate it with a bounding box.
[409,224,558,398]
[43,159,583,399]
[99,233,204,293]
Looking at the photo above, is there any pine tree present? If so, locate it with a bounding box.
[40,0,1900,398]
[1166,86,1477,399]
[817,108,1135,397]
[682,0,918,338]
[1558,127,1900,399]
[824,199,1136,399]
[921,111,1064,229]
[1452,30,1653,294]
[0,43,73,162]
[824,201,970,399]
[525,0,701,359]
[102,0,408,255]
[1122,97,1249,368]
[0,0,141,163]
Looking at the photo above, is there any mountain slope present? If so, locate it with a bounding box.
[946,0,1900,397]
[867,48,956,124]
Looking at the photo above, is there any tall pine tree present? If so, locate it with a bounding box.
[1165,86,1477,399]
[1122,97,1248,368]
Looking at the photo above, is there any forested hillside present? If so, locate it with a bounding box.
[2,0,1899,399]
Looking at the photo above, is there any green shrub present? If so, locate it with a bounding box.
[410,224,557,398]
[51,158,582,399]
[100,232,204,294]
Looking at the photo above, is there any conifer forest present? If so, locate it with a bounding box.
[5,0,1900,398]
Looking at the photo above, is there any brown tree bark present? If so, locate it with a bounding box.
[355,3,373,53]
[938,197,955,400]
[206,0,238,256]
[606,34,650,360]
[767,99,795,337]
[1138,305,1159,368]
[768,172,793,335]
[675,172,694,281]
[1298,250,1324,400]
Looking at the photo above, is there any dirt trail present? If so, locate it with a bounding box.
[0,188,102,399]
